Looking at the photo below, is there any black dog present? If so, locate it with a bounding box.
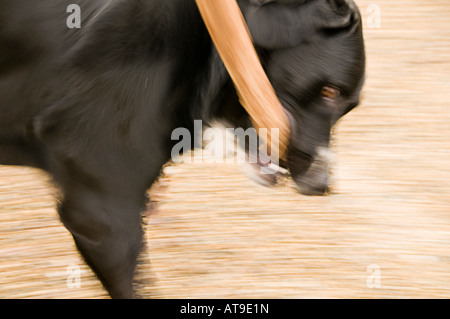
[0,0,365,298]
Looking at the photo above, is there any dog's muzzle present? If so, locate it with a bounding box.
[245,146,333,196]
[291,147,334,196]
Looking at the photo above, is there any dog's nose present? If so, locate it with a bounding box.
[295,171,330,196]
[292,147,331,196]
[296,182,330,196]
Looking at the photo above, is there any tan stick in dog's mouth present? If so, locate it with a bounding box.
[195,0,291,161]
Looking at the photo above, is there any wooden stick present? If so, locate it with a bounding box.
[195,0,290,161]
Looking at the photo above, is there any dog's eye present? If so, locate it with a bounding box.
[321,86,340,100]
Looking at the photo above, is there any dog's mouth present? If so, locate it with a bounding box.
[244,147,332,196]
[242,149,289,186]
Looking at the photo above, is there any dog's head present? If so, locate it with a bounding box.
[240,0,366,195]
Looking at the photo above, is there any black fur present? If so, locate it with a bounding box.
[0,0,365,298]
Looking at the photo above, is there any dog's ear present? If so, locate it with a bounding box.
[241,0,360,49]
